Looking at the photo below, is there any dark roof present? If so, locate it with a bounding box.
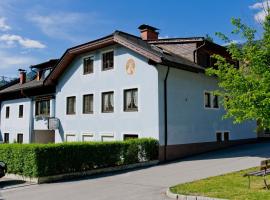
[30,59,59,70]
[138,24,159,31]
[149,37,204,44]
[0,79,43,94]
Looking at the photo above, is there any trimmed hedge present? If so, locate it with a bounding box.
[0,138,158,177]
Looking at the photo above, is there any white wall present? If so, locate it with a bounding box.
[158,66,257,145]
[0,98,32,143]
[55,45,160,142]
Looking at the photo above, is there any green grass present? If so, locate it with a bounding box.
[170,167,270,200]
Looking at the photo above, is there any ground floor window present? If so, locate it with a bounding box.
[216,132,222,142]
[224,132,230,141]
[123,134,138,140]
[82,134,94,142]
[65,134,76,142]
[17,133,23,144]
[4,133,9,143]
[101,134,114,142]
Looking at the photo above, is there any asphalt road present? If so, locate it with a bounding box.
[1,141,270,200]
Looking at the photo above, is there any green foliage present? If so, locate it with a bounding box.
[207,15,270,129]
[0,138,158,177]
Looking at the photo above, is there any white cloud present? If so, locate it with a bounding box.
[28,12,88,41]
[0,50,37,70]
[0,17,10,31]
[250,1,270,23]
[0,34,46,49]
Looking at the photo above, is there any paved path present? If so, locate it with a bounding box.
[1,142,270,200]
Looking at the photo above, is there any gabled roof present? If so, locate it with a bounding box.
[30,59,59,70]
[45,31,204,85]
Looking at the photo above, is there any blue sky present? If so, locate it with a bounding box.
[0,0,266,77]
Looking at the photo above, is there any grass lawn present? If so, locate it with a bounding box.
[170,167,270,200]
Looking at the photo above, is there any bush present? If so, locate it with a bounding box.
[0,138,158,177]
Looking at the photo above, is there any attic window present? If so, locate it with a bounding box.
[102,51,114,70]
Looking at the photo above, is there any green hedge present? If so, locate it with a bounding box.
[0,138,158,177]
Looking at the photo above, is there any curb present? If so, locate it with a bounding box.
[166,188,227,200]
[5,160,159,184]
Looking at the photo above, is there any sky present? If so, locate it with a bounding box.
[0,0,267,77]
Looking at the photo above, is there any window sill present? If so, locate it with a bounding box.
[83,112,94,114]
[83,72,93,75]
[124,109,138,112]
[66,113,76,115]
[102,67,114,71]
[102,110,114,113]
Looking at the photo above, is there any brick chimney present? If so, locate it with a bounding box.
[18,69,26,84]
[138,24,159,41]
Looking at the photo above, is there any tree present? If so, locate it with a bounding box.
[206,13,270,130]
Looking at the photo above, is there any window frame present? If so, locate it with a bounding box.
[19,104,24,118]
[83,94,94,114]
[102,50,114,71]
[35,99,50,117]
[124,88,138,112]
[204,91,211,108]
[213,94,219,109]
[216,132,222,142]
[224,131,230,142]
[123,134,139,140]
[66,96,76,115]
[65,134,77,142]
[4,133,9,143]
[82,133,94,142]
[101,91,114,113]
[100,133,114,142]
[83,56,94,75]
[17,133,23,144]
[5,106,10,119]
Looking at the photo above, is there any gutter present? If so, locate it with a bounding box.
[193,40,206,64]
[164,66,170,161]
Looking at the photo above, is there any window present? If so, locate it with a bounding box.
[224,132,230,141]
[5,106,10,119]
[123,134,138,140]
[83,94,93,114]
[216,132,222,142]
[36,100,50,116]
[204,92,211,108]
[101,134,114,142]
[83,57,94,74]
[102,92,114,113]
[4,133,9,143]
[102,51,114,70]
[213,95,219,108]
[124,89,138,111]
[82,134,94,142]
[65,134,76,142]
[66,96,76,115]
[19,105,24,118]
[17,134,23,144]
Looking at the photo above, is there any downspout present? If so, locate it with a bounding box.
[164,66,170,161]
[193,40,206,64]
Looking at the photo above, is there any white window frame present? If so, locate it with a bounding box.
[81,133,94,142]
[82,55,95,75]
[101,49,115,71]
[65,134,77,142]
[204,90,220,110]
[100,133,114,142]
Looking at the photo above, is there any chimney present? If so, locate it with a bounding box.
[36,70,42,81]
[138,24,159,41]
[18,69,26,84]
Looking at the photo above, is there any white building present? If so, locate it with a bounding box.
[0,25,259,160]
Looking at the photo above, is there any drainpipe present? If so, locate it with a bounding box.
[164,66,170,161]
[193,40,206,64]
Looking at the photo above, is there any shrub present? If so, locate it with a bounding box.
[0,138,158,177]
